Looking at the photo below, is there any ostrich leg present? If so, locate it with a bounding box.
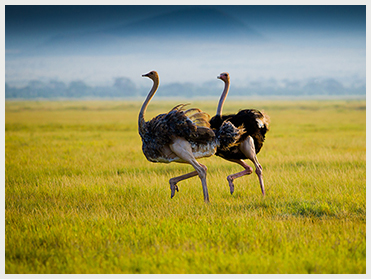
[169,138,209,202]
[225,159,253,194]
[169,164,207,198]
[239,136,265,196]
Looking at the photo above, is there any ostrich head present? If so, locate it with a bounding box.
[217,72,230,82]
[142,71,159,81]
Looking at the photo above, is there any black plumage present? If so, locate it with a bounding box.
[210,109,269,159]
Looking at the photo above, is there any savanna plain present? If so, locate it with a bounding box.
[5,99,366,274]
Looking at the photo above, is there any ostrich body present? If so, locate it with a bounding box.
[139,71,242,202]
[209,72,270,196]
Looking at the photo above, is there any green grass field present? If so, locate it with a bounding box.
[5,99,366,273]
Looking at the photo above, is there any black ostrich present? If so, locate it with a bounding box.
[138,71,243,202]
[209,72,270,196]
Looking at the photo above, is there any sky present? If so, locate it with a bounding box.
[4,4,366,90]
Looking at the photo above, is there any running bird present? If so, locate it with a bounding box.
[209,72,270,195]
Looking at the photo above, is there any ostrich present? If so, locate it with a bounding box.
[139,71,242,202]
[209,72,270,196]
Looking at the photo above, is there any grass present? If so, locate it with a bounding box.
[5,99,366,273]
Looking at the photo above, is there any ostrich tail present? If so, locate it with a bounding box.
[249,109,270,132]
[163,104,214,144]
[184,107,214,143]
[184,108,211,128]
[216,121,245,151]
[168,104,211,127]
[256,110,270,128]
[261,111,270,129]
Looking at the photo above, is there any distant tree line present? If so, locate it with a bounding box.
[5,76,366,99]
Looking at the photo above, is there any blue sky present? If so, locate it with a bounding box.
[5,5,365,37]
[5,5,366,89]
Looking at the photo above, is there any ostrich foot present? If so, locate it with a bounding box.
[170,183,179,199]
[227,176,235,194]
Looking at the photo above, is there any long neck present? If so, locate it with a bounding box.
[138,77,159,137]
[216,79,230,116]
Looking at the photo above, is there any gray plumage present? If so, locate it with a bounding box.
[141,104,242,162]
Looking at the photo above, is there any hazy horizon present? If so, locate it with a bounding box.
[5,5,366,97]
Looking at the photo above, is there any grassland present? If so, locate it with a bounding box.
[5,99,366,273]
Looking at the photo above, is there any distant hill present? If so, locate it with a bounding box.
[30,7,263,56]
[106,6,262,40]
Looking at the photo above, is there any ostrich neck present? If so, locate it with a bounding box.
[216,80,230,116]
[138,78,159,137]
